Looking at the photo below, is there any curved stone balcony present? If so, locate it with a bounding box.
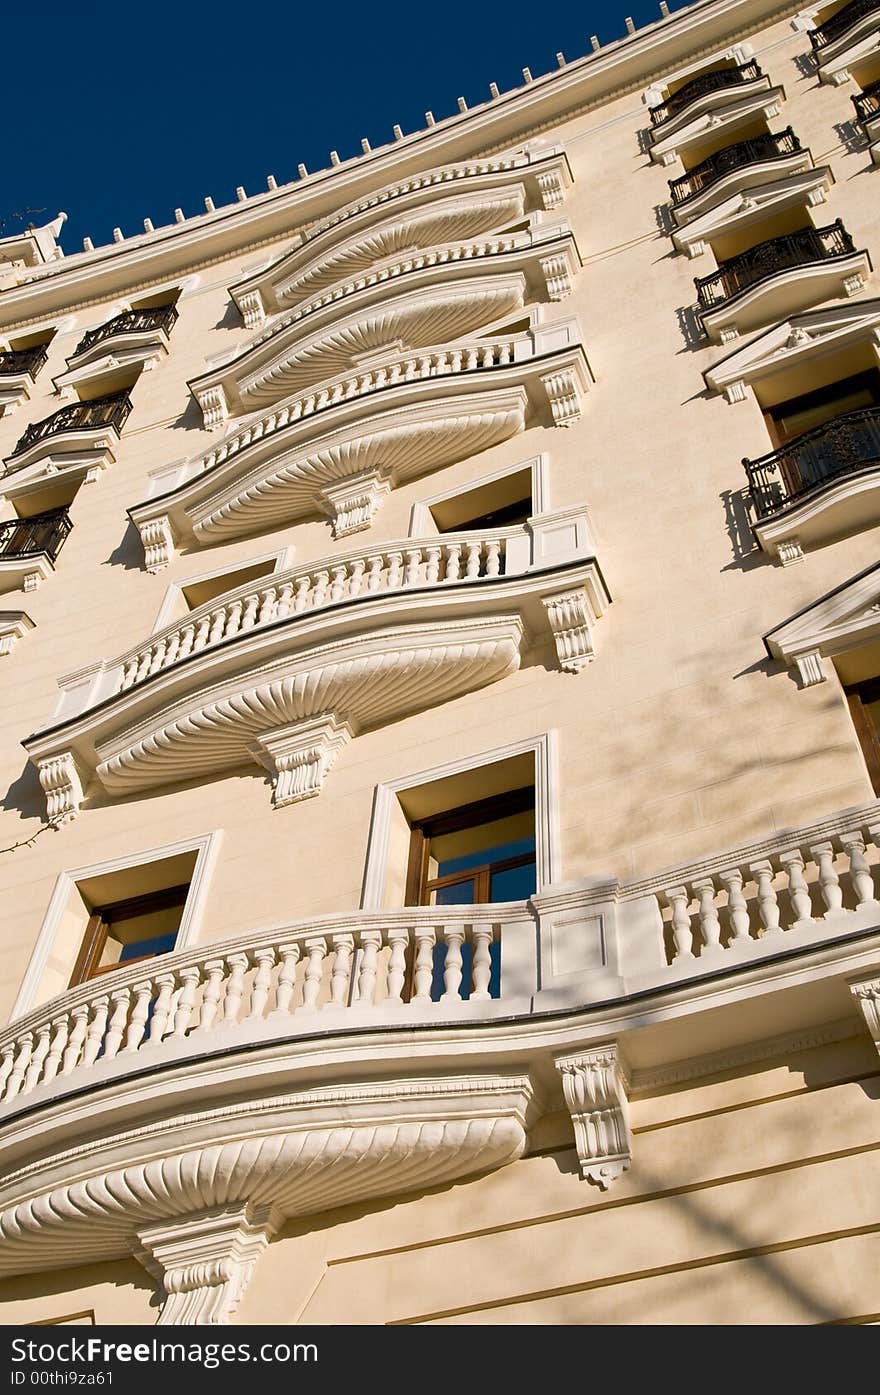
[0,799,878,1319]
[809,0,880,83]
[744,405,880,561]
[191,221,580,426]
[667,128,813,225]
[695,221,871,343]
[1,391,133,491]
[130,326,592,564]
[53,305,178,396]
[229,146,572,327]
[24,509,608,822]
[648,61,768,133]
[0,508,72,595]
[853,79,880,162]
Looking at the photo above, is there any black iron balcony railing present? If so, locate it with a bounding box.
[668,129,802,205]
[650,61,764,127]
[0,345,48,382]
[853,78,880,126]
[72,304,178,360]
[6,392,133,469]
[744,405,880,518]
[695,220,857,312]
[0,509,72,563]
[809,0,880,49]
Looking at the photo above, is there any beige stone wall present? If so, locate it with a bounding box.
[0,2,878,1325]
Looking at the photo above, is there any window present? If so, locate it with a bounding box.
[405,786,537,906]
[68,883,189,987]
[765,368,880,447]
[844,676,880,795]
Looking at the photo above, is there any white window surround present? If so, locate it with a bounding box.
[9,829,223,1022]
[408,453,549,536]
[361,731,560,910]
[0,610,34,655]
[642,42,756,108]
[672,166,834,258]
[764,561,880,688]
[150,545,296,633]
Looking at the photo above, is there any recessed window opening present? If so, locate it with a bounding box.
[130,286,182,311]
[180,558,277,613]
[835,643,880,796]
[428,466,532,534]
[6,326,55,351]
[763,367,880,447]
[680,115,770,171]
[709,205,814,264]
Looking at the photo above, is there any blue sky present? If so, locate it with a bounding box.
[3,1,685,252]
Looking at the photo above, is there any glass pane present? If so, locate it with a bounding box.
[489,860,537,903]
[436,835,535,879]
[430,941,501,1001]
[432,879,476,906]
[118,931,178,963]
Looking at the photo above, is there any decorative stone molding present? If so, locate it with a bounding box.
[237,291,265,330]
[793,649,825,688]
[35,753,84,826]
[556,1044,632,1188]
[540,367,583,426]
[849,975,880,1055]
[541,251,573,300]
[0,610,34,656]
[542,589,594,671]
[649,87,785,167]
[195,385,229,432]
[776,537,804,567]
[250,715,354,807]
[137,1204,280,1326]
[671,167,833,257]
[140,516,174,574]
[318,469,392,538]
[765,561,880,685]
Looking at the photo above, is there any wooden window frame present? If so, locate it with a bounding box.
[404,786,536,907]
[68,883,190,989]
[845,676,880,796]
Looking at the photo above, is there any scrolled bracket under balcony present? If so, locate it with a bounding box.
[23,509,610,821]
[129,329,593,565]
[1,392,132,498]
[695,221,871,343]
[0,345,49,418]
[229,146,573,324]
[808,0,880,85]
[0,509,72,596]
[192,222,581,427]
[668,128,815,227]
[671,164,833,259]
[53,304,178,397]
[649,80,785,168]
[745,404,880,561]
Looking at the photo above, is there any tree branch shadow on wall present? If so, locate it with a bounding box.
[720,486,767,571]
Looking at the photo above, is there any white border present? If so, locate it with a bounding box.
[360,731,560,910]
[151,545,295,633]
[407,453,549,537]
[10,829,223,1021]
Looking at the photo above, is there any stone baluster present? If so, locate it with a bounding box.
[720,868,752,944]
[301,938,327,1011]
[148,973,177,1041]
[196,960,226,1033]
[5,1034,34,1101]
[780,850,813,924]
[386,553,403,590]
[177,624,196,660]
[275,583,295,619]
[208,608,227,645]
[449,349,463,372]
[441,928,465,1000]
[329,566,348,603]
[464,540,482,578]
[24,1024,52,1092]
[498,341,512,365]
[123,982,153,1052]
[120,658,138,690]
[135,649,153,684]
[312,571,330,608]
[103,989,131,1059]
[464,348,478,370]
[356,931,382,1004]
[221,954,250,1027]
[841,831,876,906]
[425,546,442,585]
[224,598,245,635]
[348,560,366,598]
[471,925,494,1000]
[257,587,278,624]
[664,887,694,961]
[164,631,182,667]
[327,934,355,1009]
[691,878,722,953]
[240,593,260,629]
[412,927,436,1002]
[404,549,422,587]
[365,556,384,592]
[810,842,843,916]
[417,355,432,378]
[148,640,167,675]
[293,577,311,612]
[403,358,418,382]
[272,944,301,1016]
[485,539,502,577]
[0,1046,14,1098]
[192,614,212,652]
[81,997,110,1068]
[750,861,782,936]
[61,1004,90,1074]
[385,929,409,1004]
[42,1015,71,1082]
[247,948,276,1020]
[172,967,201,1036]
[444,543,462,581]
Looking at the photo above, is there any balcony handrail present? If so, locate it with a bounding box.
[695,220,857,312]
[0,509,72,563]
[853,78,880,124]
[650,61,764,127]
[743,404,880,518]
[72,304,178,360]
[0,344,48,382]
[4,392,133,471]
[810,0,880,49]
[668,129,802,205]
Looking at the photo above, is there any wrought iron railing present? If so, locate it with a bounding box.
[72,304,178,360]
[853,78,880,126]
[668,129,802,205]
[809,0,880,49]
[743,405,880,518]
[0,509,72,562]
[650,61,764,127]
[0,345,49,382]
[695,220,857,312]
[6,392,133,468]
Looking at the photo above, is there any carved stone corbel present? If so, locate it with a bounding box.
[36,751,85,825]
[792,649,825,688]
[850,975,880,1057]
[138,516,175,573]
[136,1203,280,1325]
[540,253,574,301]
[540,368,584,427]
[250,715,354,807]
[196,385,229,431]
[237,290,265,330]
[543,589,594,672]
[556,1043,632,1188]
[318,469,392,538]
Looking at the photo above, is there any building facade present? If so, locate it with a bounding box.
[0,0,879,1326]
